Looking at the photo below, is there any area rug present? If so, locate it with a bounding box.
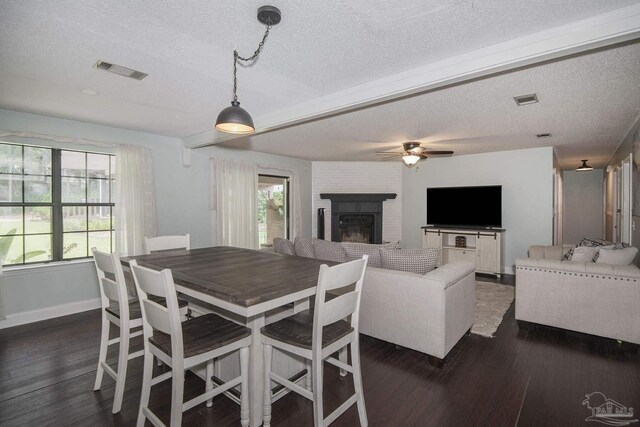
[471,281,515,338]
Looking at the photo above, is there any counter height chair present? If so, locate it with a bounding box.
[143,234,191,321]
[144,234,190,254]
[130,260,252,427]
[261,256,369,427]
[92,248,145,414]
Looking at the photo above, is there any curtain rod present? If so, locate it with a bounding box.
[0,130,117,148]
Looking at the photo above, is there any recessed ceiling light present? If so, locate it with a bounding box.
[82,89,99,96]
[514,93,539,106]
[95,60,148,80]
[536,133,551,138]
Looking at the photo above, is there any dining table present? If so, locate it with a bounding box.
[121,246,337,427]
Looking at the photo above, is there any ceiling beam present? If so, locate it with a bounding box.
[182,4,640,149]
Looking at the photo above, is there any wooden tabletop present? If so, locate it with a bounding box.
[121,246,337,308]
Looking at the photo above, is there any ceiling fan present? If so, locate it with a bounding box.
[375,142,454,167]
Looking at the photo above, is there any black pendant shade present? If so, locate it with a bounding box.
[215,101,255,134]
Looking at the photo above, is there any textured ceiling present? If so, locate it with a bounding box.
[0,0,639,169]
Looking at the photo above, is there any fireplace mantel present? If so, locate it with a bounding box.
[319,193,397,243]
[320,193,397,202]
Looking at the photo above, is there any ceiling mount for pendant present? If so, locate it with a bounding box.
[257,6,281,26]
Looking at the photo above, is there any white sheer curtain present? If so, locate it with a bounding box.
[0,258,5,320]
[210,158,259,249]
[115,145,157,256]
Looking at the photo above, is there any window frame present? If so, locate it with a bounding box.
[258,173,290,247]
[0,142,115,266]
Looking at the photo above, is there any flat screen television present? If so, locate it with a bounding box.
[426,185,502,228]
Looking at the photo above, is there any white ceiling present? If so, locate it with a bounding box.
[1,1,640,169]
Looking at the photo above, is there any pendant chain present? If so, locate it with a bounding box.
[232,24,272,102]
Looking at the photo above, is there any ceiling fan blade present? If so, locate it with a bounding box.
[378,155,403,160]
[375,152,403,157]
[421,150,454,155]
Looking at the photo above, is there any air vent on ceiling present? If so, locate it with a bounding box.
[95,60,148,80]
[536,133,551,138]
[513,93,538,106]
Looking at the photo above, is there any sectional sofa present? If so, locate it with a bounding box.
[274,238,476,366]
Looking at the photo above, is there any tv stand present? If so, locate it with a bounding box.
[421,226,505,277]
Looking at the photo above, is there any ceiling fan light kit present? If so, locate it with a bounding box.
[215,5,281,135]
[402,154,421,167]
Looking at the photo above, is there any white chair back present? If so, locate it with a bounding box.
[312,256,368,350]
[129,260,183,358]
[144,234,190,255]
[92,248,130,321]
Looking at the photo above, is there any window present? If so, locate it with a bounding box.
[258,175,289,248]
[0,142,115,265]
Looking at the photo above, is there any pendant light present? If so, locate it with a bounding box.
[576,159,593,171]
[215,6,281,135]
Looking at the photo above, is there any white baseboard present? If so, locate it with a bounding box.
[0,298,101,330]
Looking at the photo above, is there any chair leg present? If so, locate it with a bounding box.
[338,347,348,377]
[312,357,324,427]
[305,360,312,392]
[93,315,110,391]
[137,351,154,427]
[206,359,214,408]
[240,347,250,427]
[351,340,368,426]
[112,327,130,414]
[263,344,273,427]
[170,369,184,427]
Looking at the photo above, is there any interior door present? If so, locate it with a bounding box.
[621,154,633,243]
[605,168,615,242]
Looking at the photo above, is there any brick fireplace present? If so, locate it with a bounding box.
[319,193,397,244]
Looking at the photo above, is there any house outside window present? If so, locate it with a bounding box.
[258,174,289,248]
[0,142,115,265]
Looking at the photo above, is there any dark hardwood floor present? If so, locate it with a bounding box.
[1,273,638,426]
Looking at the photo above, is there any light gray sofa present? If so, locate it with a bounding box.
[277,238,476,366]
[515,245,640,345]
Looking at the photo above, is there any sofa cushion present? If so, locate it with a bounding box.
[592,242,631,262]
[595,247,638,266]
[379,248,439,275]
[312,239,348,262]
[273,238,295,256]
[342,242,396,267]
[294,237,315,258]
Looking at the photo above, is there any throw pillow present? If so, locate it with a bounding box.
[563,238,614,261]
[594,246,638,266]
[342,242,398,268]
[379,248,439,275]
[578,237,613,247]
[592,242,631,262]
[294,237,315,258]
[568,245,598,262]
[312,239,348,262]
[273,238,295,256]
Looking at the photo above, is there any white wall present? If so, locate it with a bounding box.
[0,108,312,326]
[312,162,402,242]
[562,169,604,245]
[402,147,554,274]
